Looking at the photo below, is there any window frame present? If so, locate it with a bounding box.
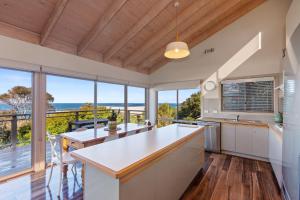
[156,88,201,124]
[221,77,275,113]
[0,66,149,181]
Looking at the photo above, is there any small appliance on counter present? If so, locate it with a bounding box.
[274,112,283,123]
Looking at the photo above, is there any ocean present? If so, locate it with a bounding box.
[0,102,177,111]
[0,103,146,111]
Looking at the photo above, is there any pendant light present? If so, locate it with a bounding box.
[164,1,190,59]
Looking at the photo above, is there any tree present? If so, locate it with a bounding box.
[177,92,201,120]
[157,103,176,127]
[0,86,54,114]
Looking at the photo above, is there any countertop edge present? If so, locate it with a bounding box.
[200,118,269,128]
[71,126,205,179]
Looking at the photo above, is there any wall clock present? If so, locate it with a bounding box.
[204,81,216,91]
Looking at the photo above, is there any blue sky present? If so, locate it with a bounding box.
[0,68,199,103]
[0,68,145,103]
[158,88,200,104]
[0,68,31,94]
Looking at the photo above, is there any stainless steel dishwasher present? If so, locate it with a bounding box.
[197,121,221,153]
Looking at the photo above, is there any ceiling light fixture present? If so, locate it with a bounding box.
[164,1,190,59]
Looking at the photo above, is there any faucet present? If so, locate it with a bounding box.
[236,115,240,121]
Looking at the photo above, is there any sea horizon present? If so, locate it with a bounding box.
[0,102,177,111]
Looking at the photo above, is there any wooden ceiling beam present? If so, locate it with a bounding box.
[40,0,69,45]
[77,0,128,55]
[103,0,174,62]
[147,0,266,74]
[141,0,245,68]
[123,0,212,68]
[0,22,40,44]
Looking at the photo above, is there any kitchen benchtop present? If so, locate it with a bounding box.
[71,124,205,179]
[199,117,269,128]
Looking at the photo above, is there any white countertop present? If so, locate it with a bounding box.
[71,124,205,178]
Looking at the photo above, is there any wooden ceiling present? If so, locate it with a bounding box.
[0,0,265,74]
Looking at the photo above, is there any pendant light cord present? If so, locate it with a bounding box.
[175,1,179,41]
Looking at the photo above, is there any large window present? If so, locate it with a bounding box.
[46,75,94,163]
[157,90,177,127]
[128,86,146,123]
[97,82,125,124]
[221,78,274,112]
[0,67,33,177]
[157,88,201,127]
[178,89,201,120]
[0,66,148,179]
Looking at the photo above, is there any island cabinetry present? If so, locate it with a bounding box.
[71,124,205,200]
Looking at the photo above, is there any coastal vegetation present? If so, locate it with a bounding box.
[157,91,201,127]
[0,86,199,147]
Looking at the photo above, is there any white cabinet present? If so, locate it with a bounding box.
[221,123,236,152]
[269,127,283,187]
[236,125,253,155]
[253,127,269,158]
[221,123,269,159]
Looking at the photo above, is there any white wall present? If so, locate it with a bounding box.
[0,35,150,87]
[150,0,290,85]
[149,0,290,122]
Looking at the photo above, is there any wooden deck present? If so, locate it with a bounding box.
[0,153,282,200]
[0,142,57,177]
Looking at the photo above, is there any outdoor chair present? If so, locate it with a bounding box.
[46,132,79,197]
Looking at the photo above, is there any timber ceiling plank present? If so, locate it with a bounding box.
[123,0,212,68]
[48,0,111,46]
[0,0,266,74]
[0,0,57,34]
[40,0,69,45]
[103,0,174,62]
[115,0,196,62]
[147,0,266,74]
[77,0,128,55]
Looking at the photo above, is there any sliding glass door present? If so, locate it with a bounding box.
[157,88,201,127]
[97,82,125,124]
[128,86,146,124]
[46,75,94,164]
[0,67,33,177]
[157,90,177,127]
[178,89,201,121]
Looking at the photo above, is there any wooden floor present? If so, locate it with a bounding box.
[181,153,282,200]
[0,153,282,200]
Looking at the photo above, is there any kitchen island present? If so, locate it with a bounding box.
[71,124,205,200]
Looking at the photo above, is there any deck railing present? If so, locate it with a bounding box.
[0,109,145,150]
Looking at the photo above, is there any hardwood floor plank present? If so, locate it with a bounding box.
[0,153,283,200]
[222,155,232,171]
[210,170,229,200]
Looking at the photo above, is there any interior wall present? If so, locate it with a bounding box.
[150,0,289,84]
[0,35,150,87]
[150,0,290,121]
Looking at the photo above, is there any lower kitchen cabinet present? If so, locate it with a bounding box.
[221,123,236,152]
[252,126,269,158]
[221,123,269,159]
[268,127,283,187]
[236,125,253,155]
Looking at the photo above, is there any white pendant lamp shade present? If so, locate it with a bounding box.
[164,41,190,59]
[164,1,190,59]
